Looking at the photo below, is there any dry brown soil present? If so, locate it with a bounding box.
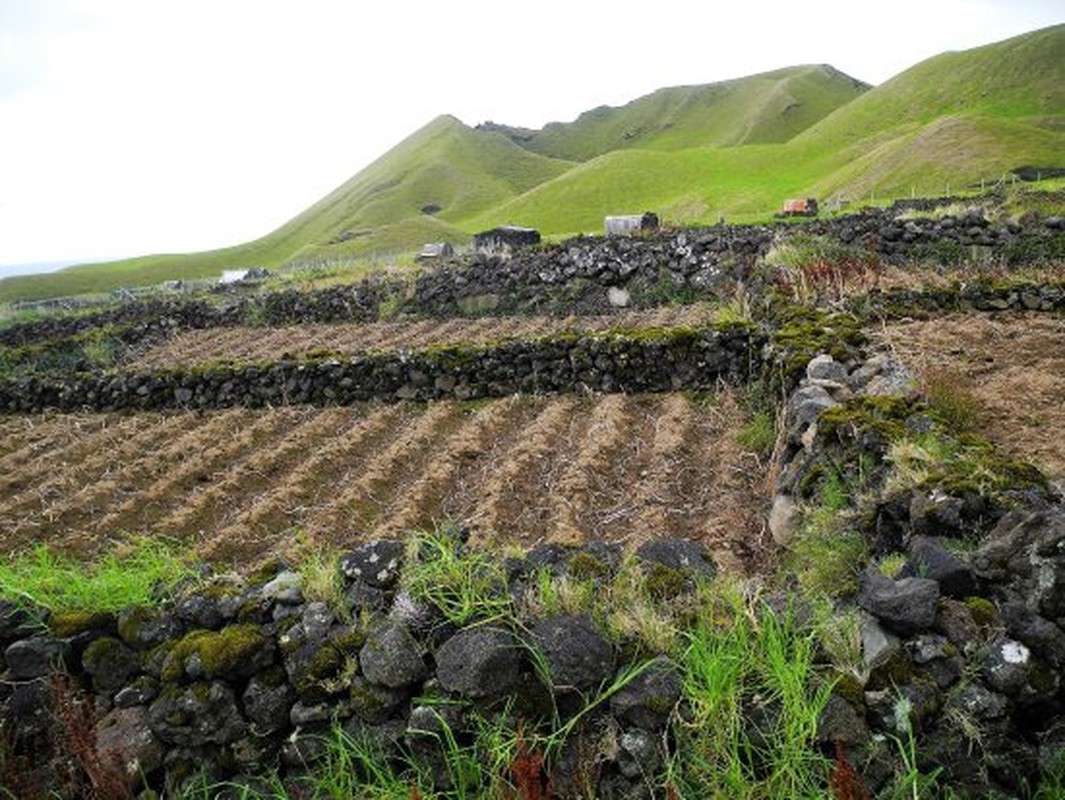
[872,311,1065,481]
[129,305,720,368]
[0,390,773,574]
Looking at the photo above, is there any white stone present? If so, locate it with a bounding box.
[607,286,631,308]
[1001,640,1030,665]
[769,494,800,546]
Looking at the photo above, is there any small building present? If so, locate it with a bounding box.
[780,198,819,217]
[219,267,269,285]
[220,269,250,284]
[605,211,659,237]
[473,225,541,255]
[416,242,455,261]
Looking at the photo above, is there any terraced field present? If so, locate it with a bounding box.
[873,312,1065,481]
[0,390,770,573]
[129,304,721,368]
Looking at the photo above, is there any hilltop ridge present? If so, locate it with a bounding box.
[1,24,1062,302]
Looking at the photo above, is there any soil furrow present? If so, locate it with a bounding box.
[301,402,464,543]
[469,396,584,547]
[628,393,698,541]
[201,403,411,560]
[99,407,343,538]
[547,394,634,542]
[127,304,726,368]
[0,413,137,490]
[12,409,281,548]
[371,396,528,539]
[0,412,185,527]
[696,390,775,576]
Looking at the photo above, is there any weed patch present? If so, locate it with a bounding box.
[0,536,195,614]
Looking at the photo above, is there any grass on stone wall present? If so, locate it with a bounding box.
[160,526,839,799]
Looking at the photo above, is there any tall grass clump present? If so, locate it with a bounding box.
[401,525,512,626]
[668,584,833,798]
[766,232,882,304]
[784,468,870,598]
[920,367,981,433]
[0,536,195,614]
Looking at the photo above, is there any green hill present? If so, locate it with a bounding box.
[0,116,574,302]
[3,25,1062,303]
[471,24,1065,232]
[478,64,869,160]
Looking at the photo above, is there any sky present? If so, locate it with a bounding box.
[0,0,1061,274]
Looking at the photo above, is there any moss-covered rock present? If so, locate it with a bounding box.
[49,609,114,638]
[161,623,274,683]
[82,635,140,694]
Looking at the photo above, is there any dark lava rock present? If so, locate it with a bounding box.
[900,537,975,598]
[858,570,940,635]
[341,540,405,589]
[359,619,427,689]
[148,681,247,746]
[531,614,614,692]
[4,636,68,679]
[635,539,715,578]
[96,706,163,785]
[243,666,295,735]
[609,657,683,732]
[82,636,140,694]
[434,626,522,699]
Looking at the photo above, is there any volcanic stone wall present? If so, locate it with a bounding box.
[0,325,760,413]
[4,206,1062,350]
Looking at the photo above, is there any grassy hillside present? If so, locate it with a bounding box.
[0,117,574,302]
[480,64,869,160]
[471,25,1065,232]
[3,26,1062,303]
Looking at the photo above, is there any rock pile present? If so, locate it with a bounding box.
[0,538,705,797]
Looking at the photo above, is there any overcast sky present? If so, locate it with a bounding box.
[0,0,1061,272]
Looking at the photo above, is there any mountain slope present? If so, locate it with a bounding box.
[2,26,1062,303]
[472,25,1065,231]
[480,64,869,161]
[262,114,575,264]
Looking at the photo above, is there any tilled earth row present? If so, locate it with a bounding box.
[0,390,771,573]
[126,304,720,368]
[872,311,1065,481]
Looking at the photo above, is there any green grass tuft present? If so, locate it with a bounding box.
[0,537,195,614]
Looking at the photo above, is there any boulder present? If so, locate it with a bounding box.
[857,570,940,635]
[341,540,405,589]
[82,636,140,694]
[531,615,615,692]
[434,626,522,699]
[359,620,427,689]
[243,667,295,735]
[900,537,975,598]
[972,509,1065,621]
[148,681,247,746]
[786,384,839,430]
[635,539,716,583]
[4,637,68,679]
[95,706,163,785]
[609,657,682,732]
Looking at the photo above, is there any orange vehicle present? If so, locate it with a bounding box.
[781,198,819,217]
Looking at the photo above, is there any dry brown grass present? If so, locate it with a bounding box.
[127,305,722,368]
[872,311,1065,481]
[0,390,771,574]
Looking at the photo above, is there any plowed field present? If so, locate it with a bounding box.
[0,391,772,573]
[873,312,1065,481]
[128,305,720,368]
